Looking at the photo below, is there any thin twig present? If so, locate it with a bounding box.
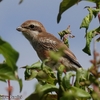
[8,80,11,100]
[93,34,97,70]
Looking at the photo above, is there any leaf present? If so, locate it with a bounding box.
[25,83,58,100]
[34,84,58,99]
[71,87,91,98]
[17,78,23,92]
[22,61,43,69]
[0,78,6,82]
[25,92,57,100]
[0,38,19,71]
[26,84,58,100]
[83,30,93,55]
[57,65,65,87]
[98,13,100,23]
[57,0,81,23]
[61,86,91,99]
[0,38,22,92]
[58,26,74,47]
[24,62,56,84]
[0,63,23,92]
[80,7,93,31]
[25,68,38,80]
[96,37,100,42]
[92,9,100,18]
[19,0,24,4]
[0,63,18,80]
[75,68,90,88]
[83,26,100,55]
[0,0,2,2]
[37,69,57,85]
[58,25,71,39]
[50,48,64,62]
[62,72,75,89]
[85,0,100,4]
[18,78,23,92]
[50,51,62,62]
[25,93,40,100]
[95,26,100,33]
[30,60,53,70]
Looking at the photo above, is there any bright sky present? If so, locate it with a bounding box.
[0,0,100,99]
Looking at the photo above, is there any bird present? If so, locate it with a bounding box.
[16,20,82,71]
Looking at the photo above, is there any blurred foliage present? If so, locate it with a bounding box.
[0,0,100,100]
[58,0,100,55]
[58,25,75,48]
[0,38,22,92]
[0,0,24,4]
[19,0,24,4]
[57,0,81,23]
[57,0,100,23]
[24,59,100,100]
[80,7,100,55]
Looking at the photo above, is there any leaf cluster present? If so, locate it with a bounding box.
[0,38,22,92]
[24,59,100,100]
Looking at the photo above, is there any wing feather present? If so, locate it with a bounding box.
[38,33,82,68]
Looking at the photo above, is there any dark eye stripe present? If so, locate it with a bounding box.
[22,25,42,32]
[29,25,34,28]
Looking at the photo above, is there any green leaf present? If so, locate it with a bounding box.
[25,92,57,100]
[19,0,24,4]
[85,0,100,9]
[80,7,93,31]
[83,30,93,55]
[18,78,23,92]
[37,69,57,85]
[75,68,90,88]
[96,37,100,42]
[83,26,100,55]
[0,38,22,92]
[25,92,41,100]
[24,62,57,84]
[85,0,100,4]
[25,68,38,80]
[35,84,58,99]
[25,84,58,100]
[0,63,18,80]
[22,61,42,69]
[57,0,81,23]
[71,86,91,98]
[95,26,100,33]
[0,38,19,71]
[57,64,66,87]
[0,78,6,82]
[50,51,62,62]
[92,9,100,18]
[62,72,75,89]
[61,86,91,99]
[23,61,44,80]
[0,63,23,92]
[50,48,64,63]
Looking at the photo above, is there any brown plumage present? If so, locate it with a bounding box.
[16,20,82,71]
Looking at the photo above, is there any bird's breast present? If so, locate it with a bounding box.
[36,49,50,61]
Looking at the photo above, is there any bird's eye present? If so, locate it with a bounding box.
[29,24,35,28]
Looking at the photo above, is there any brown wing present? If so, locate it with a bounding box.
[38,32,82,68]
[64,49,82,68]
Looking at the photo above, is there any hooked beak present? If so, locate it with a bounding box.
[16,27,22,32]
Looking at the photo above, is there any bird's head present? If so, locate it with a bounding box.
[16,20,46,41]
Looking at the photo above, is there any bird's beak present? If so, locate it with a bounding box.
[16,27,22,32]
